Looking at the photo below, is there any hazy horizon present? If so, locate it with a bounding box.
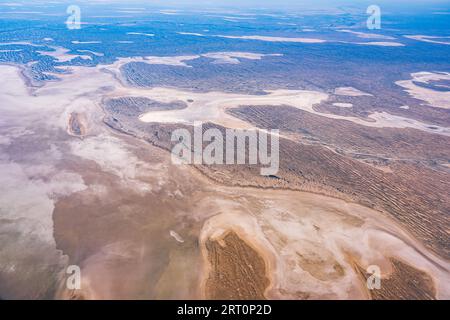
[2,0,450,11]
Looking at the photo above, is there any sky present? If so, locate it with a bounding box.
[4,0,450,8]
[1,0,449,15]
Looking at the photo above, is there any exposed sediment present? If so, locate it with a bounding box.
[355,258,437,300]
[1,62,449,300]
[68,112,87,137]
[204,230,270,300]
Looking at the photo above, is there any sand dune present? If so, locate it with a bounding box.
[136,87,450,135]
[199,188,450,299]
[1,61,449,299]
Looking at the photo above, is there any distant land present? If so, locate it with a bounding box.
[0,1,449,300]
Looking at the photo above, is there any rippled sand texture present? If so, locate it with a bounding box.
[199,189,449,299]
[203,231,270,300]
[0,63,449,300]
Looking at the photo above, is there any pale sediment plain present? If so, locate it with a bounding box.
[37,46,93,62]
[137,87,450,136]
[396,72,450,110]
[404,35,450,45]
[333,102,353,108]
[334,86,373,97]
[215,35,328,43]
[180,33,406,47]
[105,51,283,69]
[337,30,396,40]
[0,60,449,300]
[356,42,405,47]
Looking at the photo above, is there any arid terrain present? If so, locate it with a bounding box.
[0,2,449,301]
[1,59,449,300]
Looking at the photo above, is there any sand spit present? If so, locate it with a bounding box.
[127,32,154,37]
[215,35,327,43]
[177,32,205,36]
[337,30,396,40]
[0,49,23,53]
[181,33,405,47]
[333,102,353,108]
[334,86,373,97]
[354,41,405,47]
[0,41,42,47]
[170,230,185,243]
[404,35,450,45]
[71,41,102,45]
[396,72,450,109]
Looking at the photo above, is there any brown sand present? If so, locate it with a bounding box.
[355,258,436,300]
[0,64,449,300]
[204,230,270,300]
